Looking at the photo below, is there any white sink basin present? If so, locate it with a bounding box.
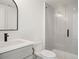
[0,39,34,54]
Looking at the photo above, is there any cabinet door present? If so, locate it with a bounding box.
[0,46,33,59]
[24,55,33,59]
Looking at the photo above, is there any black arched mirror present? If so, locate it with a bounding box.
[0,0,18,31]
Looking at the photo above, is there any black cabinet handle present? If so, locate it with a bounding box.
[67,29,69,37]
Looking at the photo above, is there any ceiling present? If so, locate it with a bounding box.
[45,0,78,7]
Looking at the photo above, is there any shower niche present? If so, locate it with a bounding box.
[0,0,18,31]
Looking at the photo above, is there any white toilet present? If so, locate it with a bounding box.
[33,42,57,59]
[35,49,57,59]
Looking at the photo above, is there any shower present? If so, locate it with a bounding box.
[45,0,78,59]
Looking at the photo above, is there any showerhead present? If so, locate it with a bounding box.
[45,6,48,8]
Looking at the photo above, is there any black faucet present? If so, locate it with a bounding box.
[4,33,9,42]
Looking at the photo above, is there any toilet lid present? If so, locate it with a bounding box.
[40,50,56,57]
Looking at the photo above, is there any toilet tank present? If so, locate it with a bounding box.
[33,41,45,52]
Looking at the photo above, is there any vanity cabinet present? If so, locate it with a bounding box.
[0,45,33,59]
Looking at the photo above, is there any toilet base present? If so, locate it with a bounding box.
[35,53,58,59]
[37,56,58,59]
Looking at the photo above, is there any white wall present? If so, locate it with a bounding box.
[0,0,45,51]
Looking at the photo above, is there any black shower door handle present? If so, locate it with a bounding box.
[67,29,69,37]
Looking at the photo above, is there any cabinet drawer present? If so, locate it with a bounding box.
[24,55,33,59]
[0,45,33,59]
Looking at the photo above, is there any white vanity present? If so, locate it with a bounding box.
[0,39,34,59]
[0,0,34,59]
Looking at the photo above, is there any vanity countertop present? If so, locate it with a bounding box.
[0,39,34,54]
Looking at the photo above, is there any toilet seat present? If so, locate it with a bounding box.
[39,50,56,58]
[40,50,56,58]
[35,49,57,59]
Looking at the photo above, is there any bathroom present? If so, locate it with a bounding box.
[0,0,78,59]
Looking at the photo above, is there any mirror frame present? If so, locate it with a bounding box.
[0,0,18,31]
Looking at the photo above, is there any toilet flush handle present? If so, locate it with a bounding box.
[32,48,38,59]
[32,48,35,55]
